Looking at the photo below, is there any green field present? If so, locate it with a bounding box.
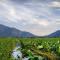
[0,38,60,60]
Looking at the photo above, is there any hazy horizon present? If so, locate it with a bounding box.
[0,0,60,36]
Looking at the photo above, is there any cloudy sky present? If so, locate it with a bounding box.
[0,0,60,36]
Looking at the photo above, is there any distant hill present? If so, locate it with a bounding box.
[0,24,60,37]
[47,30,60,37]
[0,24,35,37]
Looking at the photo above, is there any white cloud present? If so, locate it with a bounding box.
[0,0,51,26]
[0,0,60,36]
[0,1,21,23]
[0,1,32,22]
[49,1,60,7]
[32,19,49,26]
[0,1,50,27]
[38,20,49,26]
[9,7,16,17]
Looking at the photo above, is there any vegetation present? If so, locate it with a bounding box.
[0,37,60,60]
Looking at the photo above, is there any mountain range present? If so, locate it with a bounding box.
[0,24,35,37]
[47,30,60,37]
[0,24,60,37]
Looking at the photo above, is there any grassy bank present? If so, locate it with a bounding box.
[0,38,60,60]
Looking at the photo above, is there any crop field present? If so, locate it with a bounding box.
[0,38,60,60]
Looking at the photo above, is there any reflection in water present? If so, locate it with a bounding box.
[23,57,29,60]
[12,45,29,60]
[12,45,22,60]
[12,44,44,60]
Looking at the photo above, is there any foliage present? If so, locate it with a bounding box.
[0,37,60,60]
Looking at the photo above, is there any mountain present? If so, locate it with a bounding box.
[0,24,35,37]
[0,24,60,37]
[47,30,60,37]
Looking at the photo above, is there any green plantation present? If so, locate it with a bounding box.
[0,38,60,60]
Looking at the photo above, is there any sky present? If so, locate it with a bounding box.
[0,0,60,36]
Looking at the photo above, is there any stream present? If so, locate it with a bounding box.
[12,44,44,60]
[12,44,29,60]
